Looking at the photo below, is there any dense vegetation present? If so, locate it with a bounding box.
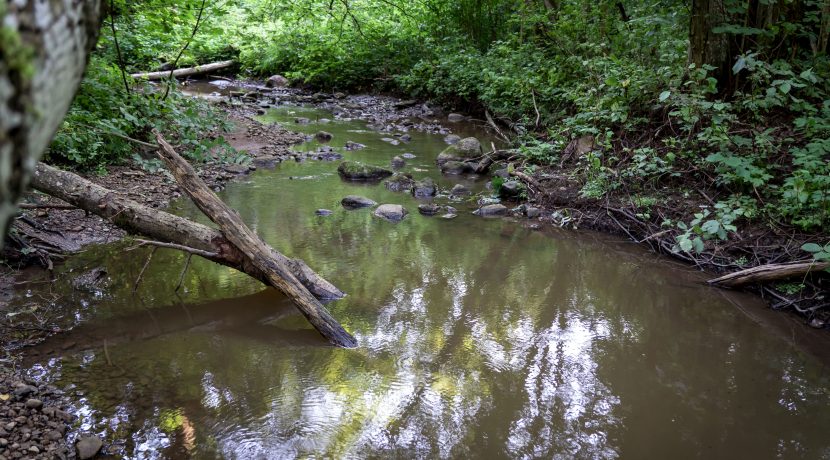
[53,0,830,249]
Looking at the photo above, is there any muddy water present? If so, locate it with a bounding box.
[14,103,830,458]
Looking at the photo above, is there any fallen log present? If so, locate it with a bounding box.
[153,130,357,348]
[708,260,830,288]
[29,163,345,303]
[130,60,236,81]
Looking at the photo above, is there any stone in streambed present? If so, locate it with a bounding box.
[474,204,508,217]
[447,113,466,122]
[385,173,415,192]
[266,75,289,88]
[418,204,441,216]
[374,204,408,222]
[24,399,42,410]
[344,141,366,151]
[341,196,377,209]
[499,180,523,198]
[391,156,406,169]
[444,134,461,144]
[411,178,436,198]
[76,435,103,460]
[440,161,474,175]
[315,131,333,142]
[337,161,393,182]
[451,184,469,196]
[315,209,333,216]
[436,137,482,165]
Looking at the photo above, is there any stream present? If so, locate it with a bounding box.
[9,96,830,458]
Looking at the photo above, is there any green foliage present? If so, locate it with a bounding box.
[672,202,752,254]
[49,57,232,169]
[802,242,830,263]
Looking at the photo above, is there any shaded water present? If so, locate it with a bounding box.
[13,101,830,458]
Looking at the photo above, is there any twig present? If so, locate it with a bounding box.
[531,89,541,128]
[162,0,209,101]
[134,239,218,258]
[175,253,193,292]
[108,0,131,95]
[485,110,510,142]
[133,247,157,293]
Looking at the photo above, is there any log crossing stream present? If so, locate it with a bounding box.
[12,98,830,458]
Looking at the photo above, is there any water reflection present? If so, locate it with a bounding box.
[13,104,830,458]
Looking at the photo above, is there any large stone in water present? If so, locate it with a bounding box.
[475,204,508,217]
[76,436,103,460]
[374,204,408,222]
[412,178,437,198]
[436,137,482,166]
[266,74,289,88]
[337,161,393,182]
[341,195,377,209]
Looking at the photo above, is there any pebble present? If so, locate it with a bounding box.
[24,399,42,410]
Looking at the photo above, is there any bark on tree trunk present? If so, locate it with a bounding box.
[29,163,346,303]
[0,0,102,248]
[689,0,732,87]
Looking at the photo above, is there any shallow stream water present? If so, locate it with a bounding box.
[12,98,830,458]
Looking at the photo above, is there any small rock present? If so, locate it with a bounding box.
[45,430,61,441]
[24,399,42,410]
[400,134,412,142]
[450,184,469,196]
[341,195,377,209]
[315,131,333,142]
[441,213,458,219]
[333,92,346,99]
[27,446,38,455]
[499,180,523,198]
[315,209,333,216]
[440,161,474,175]
[525,206,541,218]
[344,141,366,151]
[256,108,266,115]
[223,164,250,175]
[319,118,331,123]
[444,134,461,144]
[391,156,405,168]
[412,178,437,198]
[447,113,466,122]
[76,436,103,460]
[337,161,393,182]
[418,204,441,216]
[12,385,37,398]
[380,137,400,145]
[294,117,310,124]
[373,204,408,222]
[266,74,289,88]
[384,173,415,192]
[402,153,416,159]
[475,204,508,217]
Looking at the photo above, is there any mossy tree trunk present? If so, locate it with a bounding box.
[0,0,102,248]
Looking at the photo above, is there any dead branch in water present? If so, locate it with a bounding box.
[130,60,236,81]
[708,260,830,288]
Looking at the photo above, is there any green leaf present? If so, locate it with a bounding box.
[678,238,693,252]
[732,56,746,74]
[802,243,823,253]
[701,219,721,235]
[659,91,671,102]
[779,81,791,94]
[692,237,705,253]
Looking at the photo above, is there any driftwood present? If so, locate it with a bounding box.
[708,260,830,288]
[509,169,550,198]
[152,130,357,347]
[29,162,347,307]
[130,60,236,81]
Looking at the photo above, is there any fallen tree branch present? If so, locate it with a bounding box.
[30,163,345,303]
[130,60,236,81]
[509,169,551,198]
[708,260,830,288]
[153,130,357,348]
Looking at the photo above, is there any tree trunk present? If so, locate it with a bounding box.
[0,0,102,248]
[688,0,732,91]
[29,163,346,303]
[130,60,236,81]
